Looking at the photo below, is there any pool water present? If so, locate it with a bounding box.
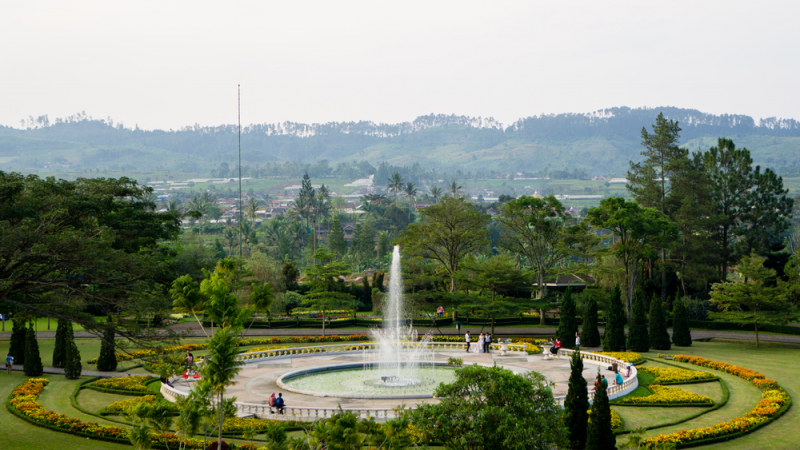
[282,366,457,397]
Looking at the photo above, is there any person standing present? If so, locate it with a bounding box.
[5,353,13,375]
[465,331,471,353]
[575,332,580,351]
[478,333,485,353]
[485,333,491,353]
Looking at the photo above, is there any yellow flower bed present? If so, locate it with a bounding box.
[588,408,623,430]
[616,385,713,406]
[640,356,792,449]
[637,366,717,384]
[90,376,152,393]
[597,352,644,364]
[105,395,156,413]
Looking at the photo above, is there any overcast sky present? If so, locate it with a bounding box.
[2,1,799,130]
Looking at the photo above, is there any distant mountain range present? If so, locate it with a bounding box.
[2,106,799,176]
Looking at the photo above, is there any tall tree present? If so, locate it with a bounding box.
[9,318,26,366]
[586,373,616,450]
[64,330,82,379]
[327,216,347,258]
[557,288,579,349]
[97,317,118,372]
[649,294,671,350]
[398,197,490,292]
[498,195,571,301]
[23,322,43,376]
[627,291,650,352]
[672,295,692,346]
[602,285,626,352]
[404,182,419,220]
[300,249,356,336]
[387,171,405,207]
[588,197,675,317]
[709,253,793,347]
[628,112,688,301]
[429,185,444,204]
[582,293,602,348]
[170,275,209,338]
[564,350,589,449]
[741,167,794,257]
[200,326,244,450]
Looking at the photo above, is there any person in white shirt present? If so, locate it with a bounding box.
[465,331,471,352]
[478,333,485,353]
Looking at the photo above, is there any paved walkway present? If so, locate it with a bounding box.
[3,324,800,345]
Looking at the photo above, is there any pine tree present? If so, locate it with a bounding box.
[582,294,602,347]
[327,216,347,258]
[97,319,117,372]
[64,336,82,379]
[649,294,671,350]
[627,290,650,352]
[23,323,43,376]
[361,276,373,311]
[564,350,589,449]
[9,318,26,366]
[52,319,68,368]
[586,374,616,450]
[557,288,578,349]
[672,296,693,346]
[602,285,626,352]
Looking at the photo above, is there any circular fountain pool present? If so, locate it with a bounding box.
[277,363,457,399]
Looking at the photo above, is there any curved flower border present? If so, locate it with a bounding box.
[641,355,792,449]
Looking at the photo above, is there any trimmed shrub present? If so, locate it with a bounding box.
[64,337,82,379]
[626,290,649,353]
[557,288,578,349]
[97,319,117,372]
[672,296,692,346]
[23,323,43,376]
[564,350,589,449]
[581,295,602,347]
[9,318,26,366]
[52,319,68,368]
[586,374,616,450]
[649,294,671,351]
[602,285,626,352]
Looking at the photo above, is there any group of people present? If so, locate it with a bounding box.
[592,357,628,391]
[269,392,286,414]
[464,331,492,353]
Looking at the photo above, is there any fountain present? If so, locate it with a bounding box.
[277,246,454,398]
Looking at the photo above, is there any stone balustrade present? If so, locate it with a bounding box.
[556,349,639,403]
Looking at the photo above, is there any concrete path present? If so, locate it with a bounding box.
[3,324,800,345]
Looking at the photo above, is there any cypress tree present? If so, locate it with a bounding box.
[9,318,26,366]
[564,350,589,449]
[582,294,602,347]
[672,296,693,346]
[602,285,626,352]
[97,319,117,372]
[64,336,82,379]
[23,323,44,376]
[586,374,616,450]
[557,288,578,349]
[327,216,347,258]
[627,290,650,352]
[361,276,372,311]
[649,294,671,350]
[52,319,68,368]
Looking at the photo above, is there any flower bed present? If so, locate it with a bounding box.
[87,334,372,364]
[588,408,623,430]
[636,366,717,385]
[597,352,645,364]
[640,356,792,449]
[614,385,713,406]
[88,376,152,394]
[104,395,157,413]
[7,378,207,449]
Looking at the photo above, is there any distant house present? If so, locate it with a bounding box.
[544,274,596,293]
[415,202,432,209]
[314,222,358,242]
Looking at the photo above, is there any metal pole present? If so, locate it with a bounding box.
[238,84,243,258]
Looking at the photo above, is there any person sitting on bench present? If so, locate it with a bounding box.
[275,392,286,414]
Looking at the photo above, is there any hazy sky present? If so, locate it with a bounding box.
[2,1,799,130]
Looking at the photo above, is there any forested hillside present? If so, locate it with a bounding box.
[2,107,800,176]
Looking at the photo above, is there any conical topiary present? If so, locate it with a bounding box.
[626,290,649,353]
[64,337,82,379]
[586,373,616,450]
[602,285,626,352]
[23,323,43,376]
[52,319,68,368]
[557,288,578,349]
[9,318,26,366]
[672,296,692,347]
[97,318,117,372]
[564,350,589,449]
[581,294,602,347]
[649,294,671,350]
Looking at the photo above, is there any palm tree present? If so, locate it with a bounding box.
[245,197,262,222]
[186,195,208,221]
[387,171,405,206]
[404,182,419,220]
[429,185,444,204]
[167,199,182,214]
[449,179,463,197]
